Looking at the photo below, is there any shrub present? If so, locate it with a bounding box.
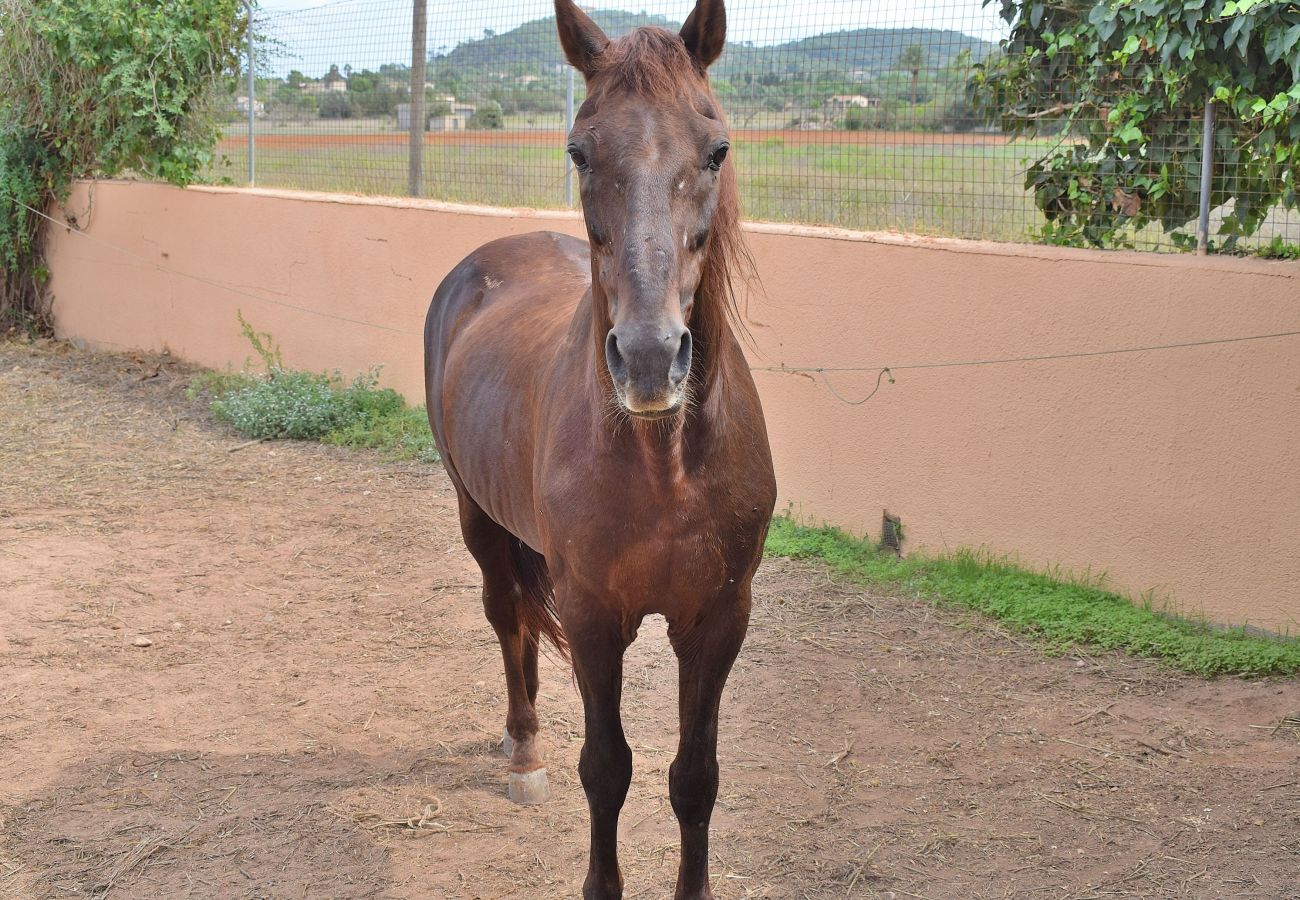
[194,314,440,462]
[317,91,355,119]
[0,0,245,331]
[973,0,1300,250]
[469,100,504,130]
[212,369,349,440]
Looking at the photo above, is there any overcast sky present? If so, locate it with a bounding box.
[252,0,1008,78]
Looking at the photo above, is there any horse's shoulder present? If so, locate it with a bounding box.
[466,231,587,267]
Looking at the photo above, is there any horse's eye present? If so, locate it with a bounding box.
[707,144,729,171]
[568,147,589,171]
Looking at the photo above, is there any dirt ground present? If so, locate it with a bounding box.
[1,340,1298,900]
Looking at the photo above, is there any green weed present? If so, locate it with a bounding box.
[764,515,1300,678]
[189,316,439,462]
[1254,236,1300,260]
[324,397,440,462]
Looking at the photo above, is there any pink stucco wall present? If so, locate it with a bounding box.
[47,180,1300,632]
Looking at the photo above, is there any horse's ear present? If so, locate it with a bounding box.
[554,0,608,77]
[679,0,726,70]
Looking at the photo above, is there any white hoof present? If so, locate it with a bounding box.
[508,768,550,805]
[500,728,513,757]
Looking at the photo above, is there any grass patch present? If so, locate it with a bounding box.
[764,516,1300,678]
[188,314,439,462]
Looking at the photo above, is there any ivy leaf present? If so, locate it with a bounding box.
[972,0,1300,249]
[1117,122,1143,142]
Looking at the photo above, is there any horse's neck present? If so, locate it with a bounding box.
[688,279,736,406]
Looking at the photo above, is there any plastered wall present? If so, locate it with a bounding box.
[46,181,1300,632]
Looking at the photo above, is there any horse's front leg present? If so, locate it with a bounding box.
[564,594,635,900]
[667,593,750,900]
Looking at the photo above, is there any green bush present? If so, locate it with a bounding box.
[205,366,439,461]
[973,0,1300,250]
[194,314,439,462]
[212,369,350,440]
[317,92,356,119]
[326,404,440,461]
[0,0,245,331]
[841,106,868,131]
[469,100,504,130]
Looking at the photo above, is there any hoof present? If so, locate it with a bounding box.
[500,728,513,757]
[508,768,550,805]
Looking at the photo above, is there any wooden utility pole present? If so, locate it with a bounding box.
[408,0,427,196]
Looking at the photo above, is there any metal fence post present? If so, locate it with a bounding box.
[564,67,575,207]
[1197,100,1215,256]
[246,1,255,186]
[408,0,427,197]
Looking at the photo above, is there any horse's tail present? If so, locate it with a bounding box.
[507,538,569,661]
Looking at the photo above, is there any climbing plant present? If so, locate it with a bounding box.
[0,0,245,331]
[973,0,1300,249]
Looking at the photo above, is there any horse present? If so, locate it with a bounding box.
[423,1,776,896]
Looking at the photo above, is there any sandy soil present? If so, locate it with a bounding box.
[1,340,1297,900]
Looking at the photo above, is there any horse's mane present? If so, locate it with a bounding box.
[591,27,757,350]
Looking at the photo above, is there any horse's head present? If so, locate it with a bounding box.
[556,0,732,420]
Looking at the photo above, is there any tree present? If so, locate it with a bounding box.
[469,99,503,129]
[899,44,926,107]
[973,0,1300,249]
[318,91,354,119]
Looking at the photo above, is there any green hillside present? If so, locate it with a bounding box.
[440,11,679,72]
[768,26,995,72]
[436,10,996,78]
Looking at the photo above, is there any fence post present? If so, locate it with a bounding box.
[408,0,427,197]
[1196,99,1215,256]
[564,67,575,206]
[246,0,255,186]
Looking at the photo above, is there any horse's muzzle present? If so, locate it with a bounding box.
[605,325,692,416]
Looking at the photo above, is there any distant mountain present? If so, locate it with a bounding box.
[434,11,996,77]
[764,27,995,73]
[438,11,678,72]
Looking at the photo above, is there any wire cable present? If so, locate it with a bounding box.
[752,329,1300,375]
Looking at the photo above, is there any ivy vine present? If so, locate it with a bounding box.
[0,0,245,332]
[973,0,1300,250]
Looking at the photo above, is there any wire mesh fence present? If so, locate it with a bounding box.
[212,0,1300,253]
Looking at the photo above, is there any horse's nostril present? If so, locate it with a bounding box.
[670,330,692,383]
[604,331,629,384]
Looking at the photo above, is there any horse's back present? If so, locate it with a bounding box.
[424,231,591,543]
[425,231,589,363]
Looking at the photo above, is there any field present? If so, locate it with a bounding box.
[214,125,1059,242]
[3,339,1299,899]
[214,122,1300,251]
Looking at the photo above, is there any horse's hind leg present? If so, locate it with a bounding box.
[455,494,549,804]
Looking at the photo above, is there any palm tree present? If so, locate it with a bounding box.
[899,44,926,107]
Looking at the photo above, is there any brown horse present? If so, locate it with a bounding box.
[423,1,775,896]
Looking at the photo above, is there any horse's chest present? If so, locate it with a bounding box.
[550,479,763,611]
